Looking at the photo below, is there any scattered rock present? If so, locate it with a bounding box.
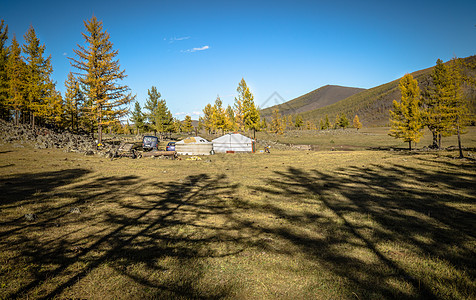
[0,119,117,156]
[69,207,81,214]
[24,213,37,221]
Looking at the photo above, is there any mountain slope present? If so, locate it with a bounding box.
[260,85,365,118]
[299,55,476,126]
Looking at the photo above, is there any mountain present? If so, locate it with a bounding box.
[260,85,365,118]
[269,55,476,127]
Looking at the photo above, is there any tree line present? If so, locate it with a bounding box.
[266,109,362,134]
[0,17,134,144]
[129,86,194,136]
[389,58,472,157]
[198,78,261,138]
[197,77,364,137]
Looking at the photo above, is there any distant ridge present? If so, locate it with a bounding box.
[260,85,365,118]
[300,55,476,126]
[264,55,476,126]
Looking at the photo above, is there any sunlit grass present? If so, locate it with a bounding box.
[0,131,475,299]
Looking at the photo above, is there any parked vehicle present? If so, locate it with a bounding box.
[166,141,176,151]
[142,136,159,151]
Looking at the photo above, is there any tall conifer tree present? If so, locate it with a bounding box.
[202,103,213,134]
[271,107,284,134]
[295,114,303,129]
[234,81,245,131]
[0,20,9,120]
[155,98,173,134]
[144,86,160,133]
[182,115,193,133]
[389,74,424,150]
[212,96,227,134]
[6,36,26,125]
[226,104,236,131]
[353,115,362,130]
[70,16,133,144]
[423,59,449,148]
[64,71,83,132]
[130,101,145,135]
[324,114,330,130]
[238,78,260,138]
[23,25,57,128]
[446,58,470,158]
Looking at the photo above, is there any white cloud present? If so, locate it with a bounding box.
[173,36,190,41]
[168,36,191,43]
[181,45,210,53]
[174,111,202,118]
[192,45,209,52]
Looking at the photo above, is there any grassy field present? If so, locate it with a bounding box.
[255,127,476,152]
[1,129,475,299]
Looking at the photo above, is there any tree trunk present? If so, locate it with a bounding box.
[32,114,35,131]
[98,123,102,144]
[408,140,412,151]
[438,133,442,149]
[431,130,438,149]
[457,124,464,159]
[98,107,102,145]
[71,113,75,133]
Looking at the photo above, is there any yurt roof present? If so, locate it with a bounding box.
[176,136,211,144]
[212,133,253,143]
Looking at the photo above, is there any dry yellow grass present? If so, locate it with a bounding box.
[0,134,475,299]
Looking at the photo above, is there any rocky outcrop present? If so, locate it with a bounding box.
[0,120,115,156]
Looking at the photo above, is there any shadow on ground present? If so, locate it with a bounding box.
[1,156,475,299]
[245,156,475,299]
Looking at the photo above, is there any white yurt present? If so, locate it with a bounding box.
[212,133,256,153]
[175,136,213,155]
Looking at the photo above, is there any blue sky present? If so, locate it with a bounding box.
[2,0,475,119]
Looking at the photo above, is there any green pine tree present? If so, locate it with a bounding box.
[339,114,349,129]
[130,101,145,135]
[155,98,173,134]
[144,86,160,133]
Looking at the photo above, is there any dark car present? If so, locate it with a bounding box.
[142,136,159,151]
[166,141,176,151]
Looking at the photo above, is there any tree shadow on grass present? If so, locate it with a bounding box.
[0,168,91,208]
[2,157,475,299]
[246,158,475,299]
[0,168,92,238]
[1,171,242,299]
